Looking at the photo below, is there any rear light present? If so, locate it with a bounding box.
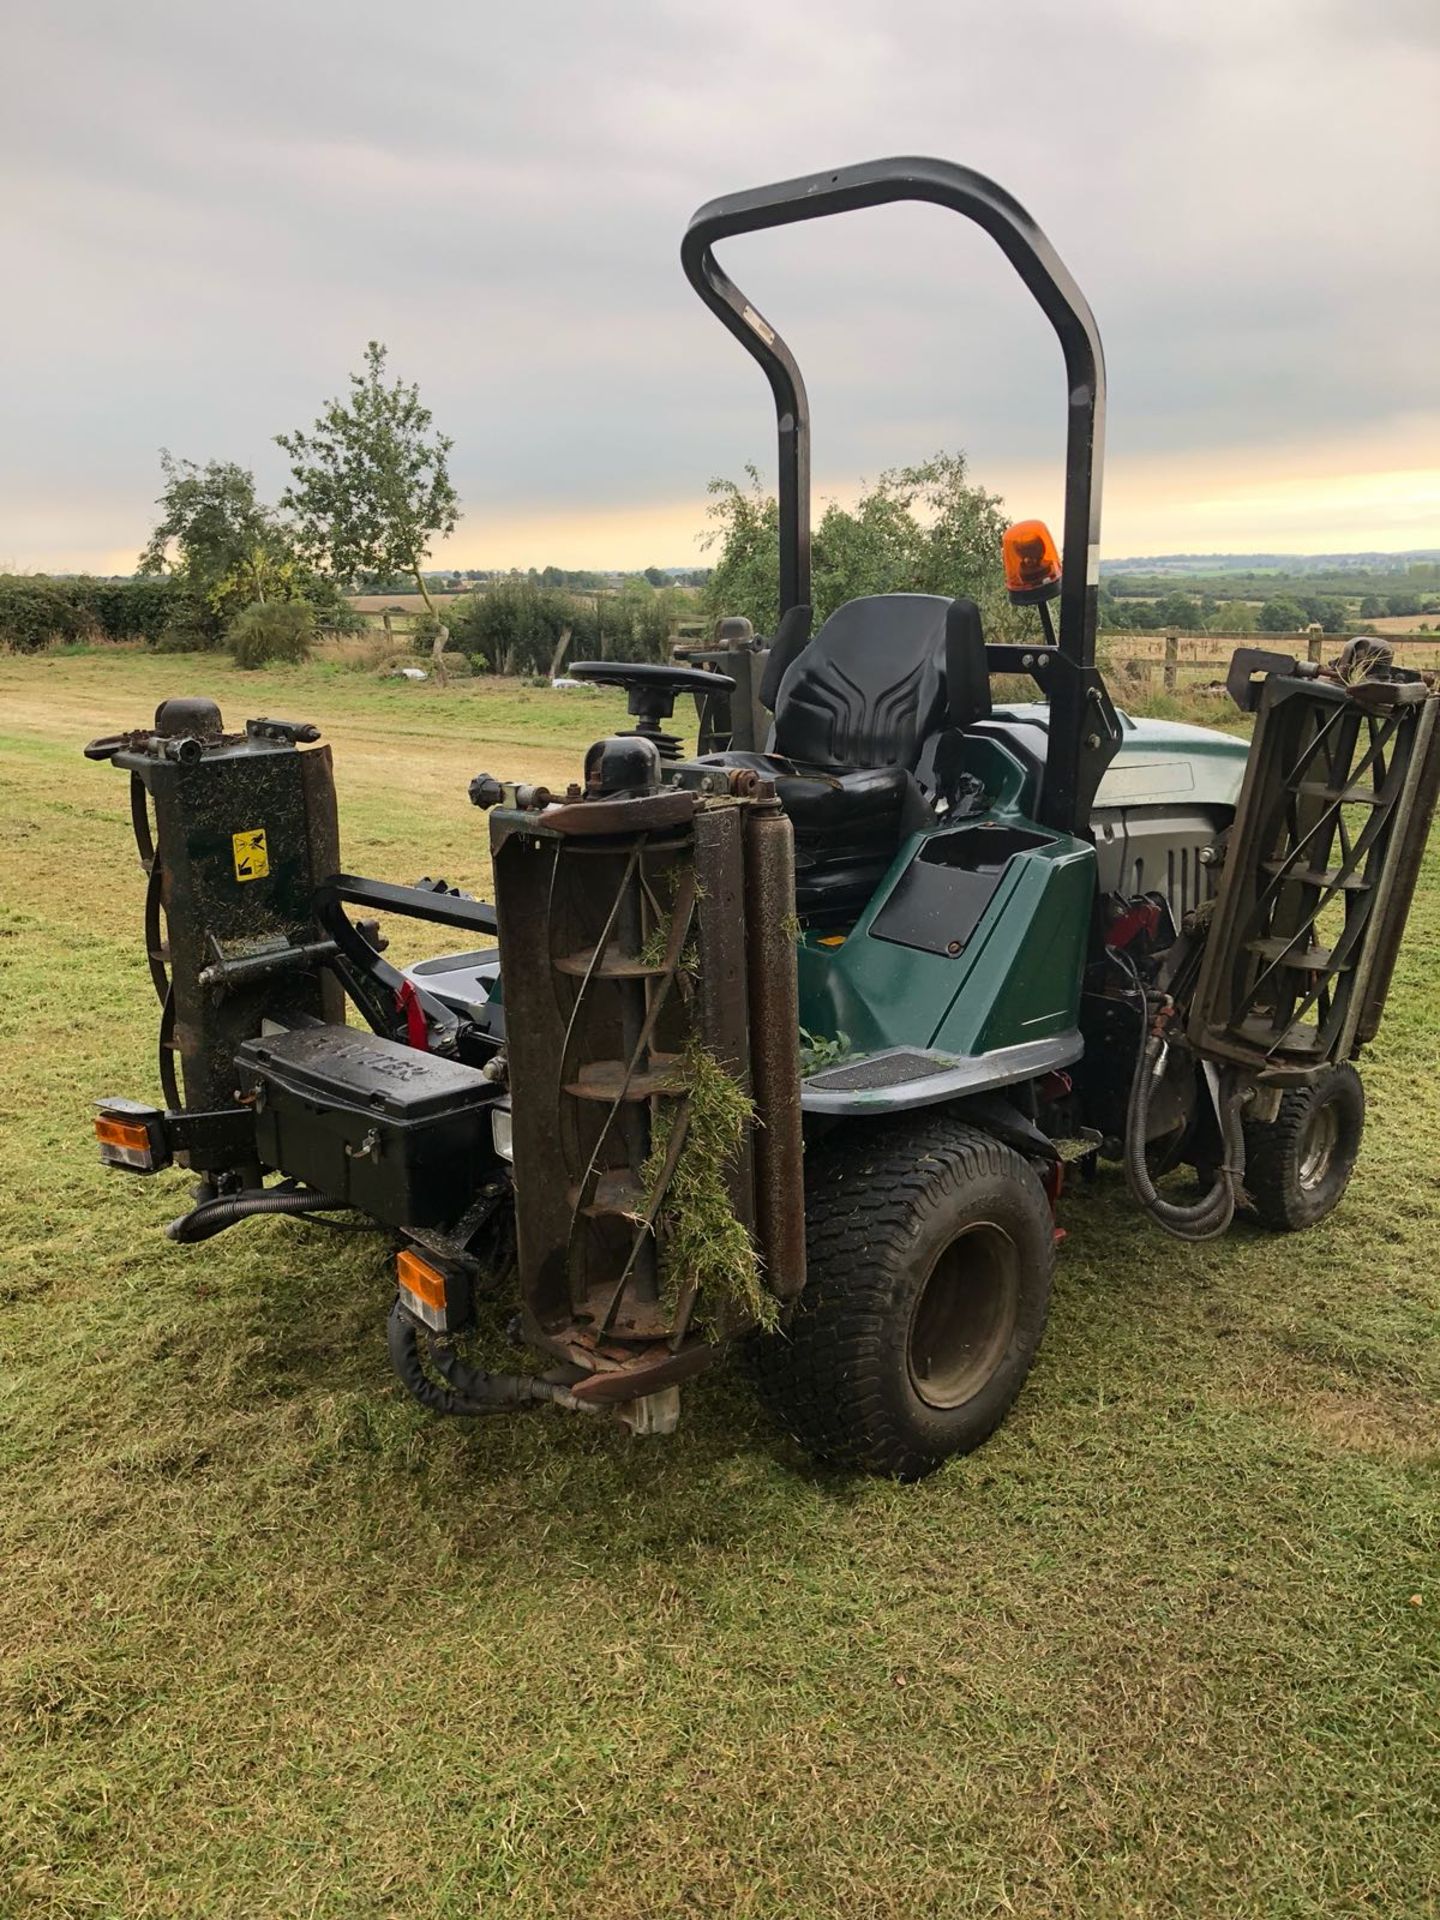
[396,1247,452,1331]
[94,1100,169,1173]
[490,1101,513,1163]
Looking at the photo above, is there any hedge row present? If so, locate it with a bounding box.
[0,575,187,652]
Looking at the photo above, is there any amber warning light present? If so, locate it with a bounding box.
[94,1101,168,1172]
[396,1247,452,1331]
[1003,520,1062,605]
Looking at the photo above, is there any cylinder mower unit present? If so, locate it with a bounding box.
[85,698,345,1190]
[83,157,1440,1478]
[1190,652,1440,1076]
[487,755,804,1415]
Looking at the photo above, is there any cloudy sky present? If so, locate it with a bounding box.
[4,0,1437,573]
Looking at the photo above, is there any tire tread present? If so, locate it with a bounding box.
[748,1117,1053,1479]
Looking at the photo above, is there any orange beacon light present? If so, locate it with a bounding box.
[1002,519,1062,605]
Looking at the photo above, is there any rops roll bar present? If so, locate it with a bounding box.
[681,156,1120,835]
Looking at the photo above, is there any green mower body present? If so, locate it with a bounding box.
[792,709,1249,1111]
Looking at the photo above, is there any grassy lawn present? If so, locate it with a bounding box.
[1,651,1437,1919]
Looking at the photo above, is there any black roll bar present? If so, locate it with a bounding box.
[681,156,1119,834]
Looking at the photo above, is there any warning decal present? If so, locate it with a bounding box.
[232,828,269,882]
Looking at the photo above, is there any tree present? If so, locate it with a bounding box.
[701,468,782,635]
[277,341,459,618]
[1359,595,1385,620]
[1154,592,1202,631]
[607,576,690,661]
[1258,597,1309,632]
[139,453,268,584]
[138,451,356,647]
[1387,593,1422,619]
[449,582,600,677]
[1210,599,1257,634]
[701,452,1017,637]
[138,453,293,642]
[1297,594,1348,634]
[643,566,669,587]
[1096,587,1123,631]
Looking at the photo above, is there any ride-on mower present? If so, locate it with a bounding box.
[87,159,1440,1478]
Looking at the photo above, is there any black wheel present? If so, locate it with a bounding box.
[1242,1062,1365,1232]
[748,1117,1055,1480]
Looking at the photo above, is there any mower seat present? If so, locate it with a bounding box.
[701,593,991,926]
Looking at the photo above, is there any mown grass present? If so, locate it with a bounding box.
[1,651,1437,1919]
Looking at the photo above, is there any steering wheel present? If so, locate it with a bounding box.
[567,659,736,744]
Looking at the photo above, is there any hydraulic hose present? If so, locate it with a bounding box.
[385,1300,590,1418]
[166,1186,359,1244]
[1123,1033,1244,1242]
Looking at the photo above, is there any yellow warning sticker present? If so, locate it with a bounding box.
[232,828,269,882]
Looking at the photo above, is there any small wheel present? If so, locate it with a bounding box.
[747,1117,1054,1480]
[1242,1062,1365,1232]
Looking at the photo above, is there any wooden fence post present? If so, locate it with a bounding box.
[1306,629,1324,664]
[1163,629,1179,693]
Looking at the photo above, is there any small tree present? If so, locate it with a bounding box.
[139,451,348,647]
[139,453,291,644]
[449,582,600,677]
[277,340,460,630]
[701,468,782,635]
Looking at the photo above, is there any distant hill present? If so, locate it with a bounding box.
[1101,551,1440,578]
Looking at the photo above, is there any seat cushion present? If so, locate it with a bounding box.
[773,763,910,838]
[697,755,916,926]
[780,765,914,926]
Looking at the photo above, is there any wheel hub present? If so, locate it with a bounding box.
[907,1221,1021,1411]
[1298,1100,1340,1191]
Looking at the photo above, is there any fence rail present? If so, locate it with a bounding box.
[1108,629,1440,694]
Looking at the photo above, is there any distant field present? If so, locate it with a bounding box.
[347,591,472,620]
[1366,614,1439,636]
[1,651,1437,1919]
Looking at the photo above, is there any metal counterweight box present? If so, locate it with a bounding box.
[236,1028,499,1229]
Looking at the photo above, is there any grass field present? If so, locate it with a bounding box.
[2,651,1437,1919]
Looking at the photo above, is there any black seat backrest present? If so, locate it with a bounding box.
[773,593,990,772]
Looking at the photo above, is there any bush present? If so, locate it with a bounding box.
[448,582,600,676]
[306,578,366,636]
[436,650,472,677]
[0,577,84,650]
[227,600,315,669]
[411,611,445,654]
[0,574,186,652]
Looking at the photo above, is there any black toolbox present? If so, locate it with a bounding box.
[236,1027,500,1229]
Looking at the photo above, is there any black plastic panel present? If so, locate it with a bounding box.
[870,824,1053,957]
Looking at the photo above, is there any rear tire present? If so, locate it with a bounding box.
[1242,1062,1364,1232]
[748,1117,1054,1480]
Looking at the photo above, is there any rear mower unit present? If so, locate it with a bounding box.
[86,158,1440,1477]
